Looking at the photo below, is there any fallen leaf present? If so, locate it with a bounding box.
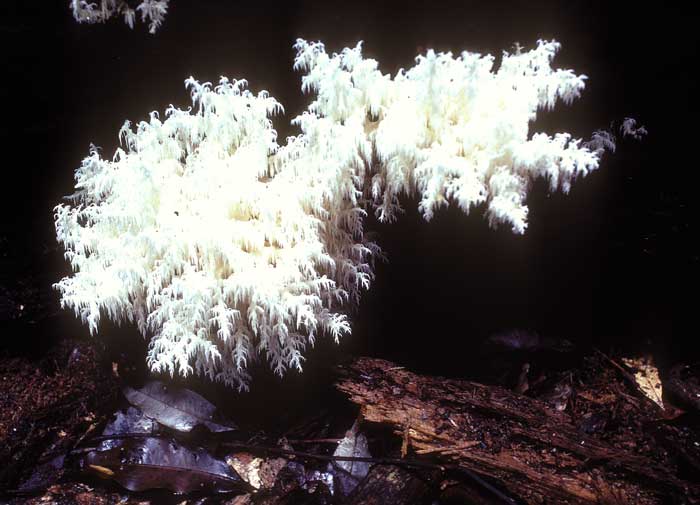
[226,452,264,489]
[83,436,249,494]
[621,356,664,409]
[123,381,236,432]
[104,407,160,435]
[328,419,371,496]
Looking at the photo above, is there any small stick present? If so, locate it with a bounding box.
[286,437,343,444]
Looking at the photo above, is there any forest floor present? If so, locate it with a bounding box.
[1,326,699,505]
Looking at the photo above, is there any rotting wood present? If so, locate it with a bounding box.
[335,357,700,505]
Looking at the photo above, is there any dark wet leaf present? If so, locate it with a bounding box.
[83,436,249,494]
[96,406,161,451]
[483,329,543,352]
[483,329,574,354]
[123,381,235,432]
[103,406,160,436]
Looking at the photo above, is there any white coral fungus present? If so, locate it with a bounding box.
[70,0,169,33]
[55,39,601,389]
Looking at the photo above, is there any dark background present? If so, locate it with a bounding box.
[1,1,697,383]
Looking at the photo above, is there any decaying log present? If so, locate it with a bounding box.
[335,358,699,505]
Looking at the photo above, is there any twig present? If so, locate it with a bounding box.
[286,437,343,444]
[593,348,662,411]
[222,440,445,469]
[593,348,636,384]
